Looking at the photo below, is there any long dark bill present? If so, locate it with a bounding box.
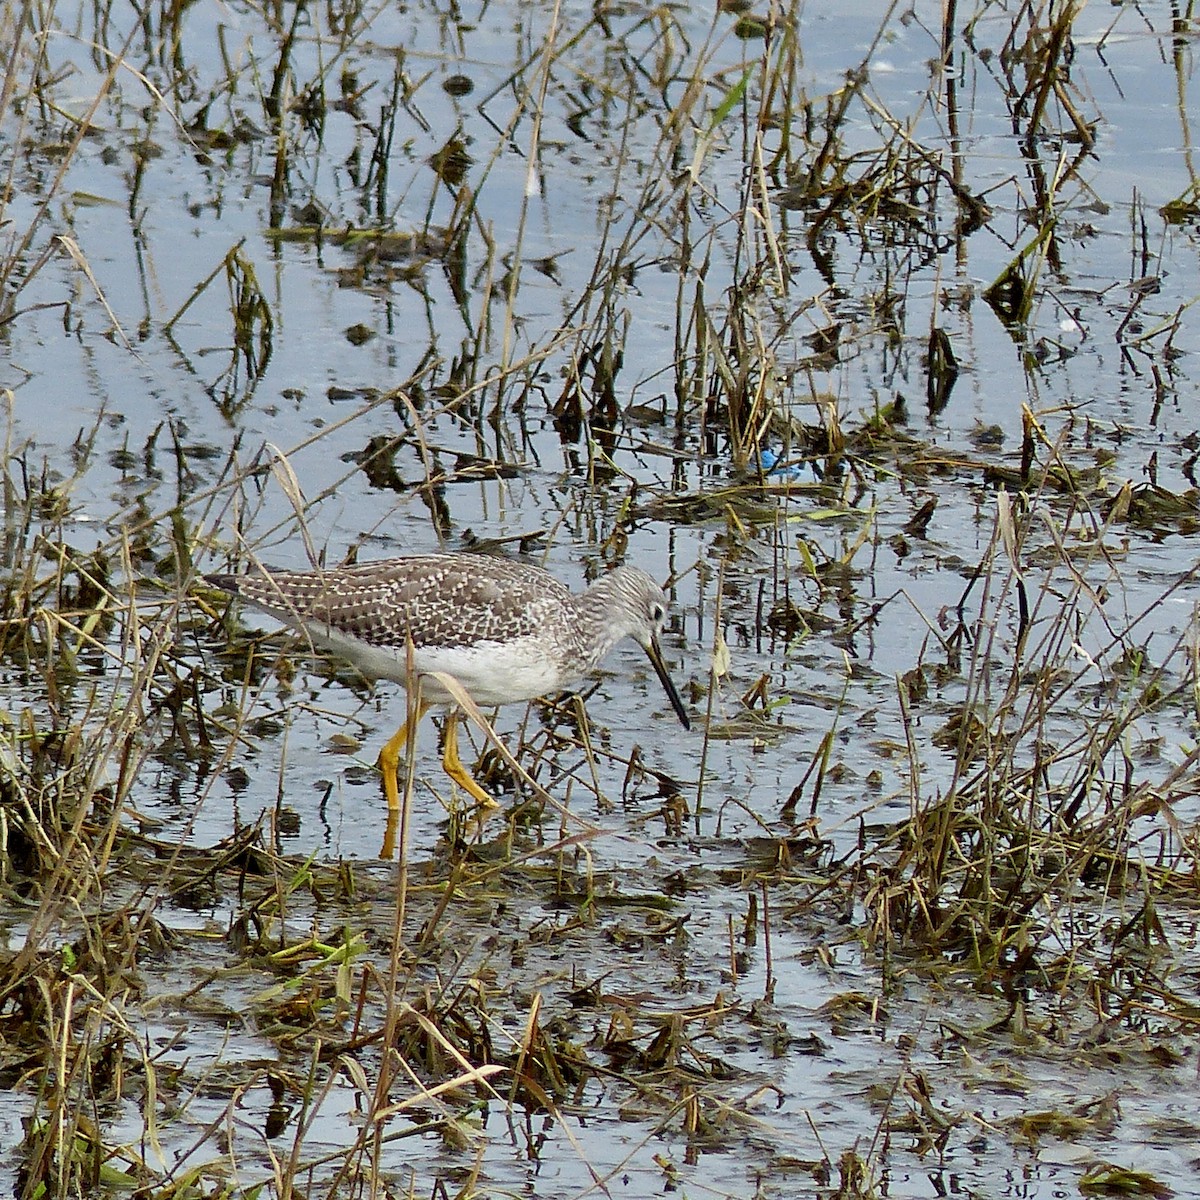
[645,635,690,730]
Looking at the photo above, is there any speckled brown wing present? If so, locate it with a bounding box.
[208,555,574,652]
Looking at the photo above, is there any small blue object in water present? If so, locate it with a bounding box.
[757,448,805,480]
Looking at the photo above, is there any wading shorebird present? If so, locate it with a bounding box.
[207,554,689,828]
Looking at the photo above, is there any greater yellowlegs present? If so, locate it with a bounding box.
[206,555,690,813]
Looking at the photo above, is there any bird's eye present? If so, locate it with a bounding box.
[651,603,665,624]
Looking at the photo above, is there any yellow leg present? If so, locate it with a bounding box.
[378,700,429,811]
[441,709,500,810]
[380,809,400,861]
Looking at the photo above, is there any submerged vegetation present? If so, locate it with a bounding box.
[2,0,1200,1196]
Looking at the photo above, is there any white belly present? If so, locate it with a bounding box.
[303,625,576,707]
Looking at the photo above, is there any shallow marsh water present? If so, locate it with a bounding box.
[2,0,1200,1197]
